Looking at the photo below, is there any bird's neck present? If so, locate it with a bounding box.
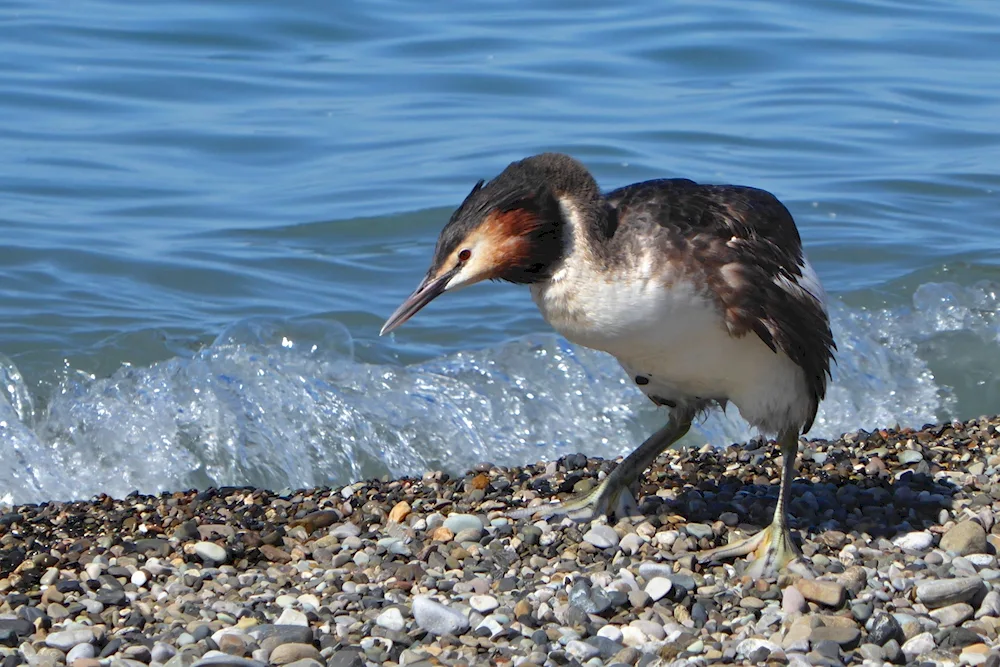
[546,194,617,276]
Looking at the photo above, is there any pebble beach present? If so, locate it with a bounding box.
[3,417,1000,667]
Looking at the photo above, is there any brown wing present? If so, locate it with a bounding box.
[607,179,836,431]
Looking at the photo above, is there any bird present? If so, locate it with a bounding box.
[380,153,836,577]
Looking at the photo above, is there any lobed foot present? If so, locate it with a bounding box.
[509,475,642,522]
[698,521,814,578]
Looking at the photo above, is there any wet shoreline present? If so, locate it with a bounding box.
[3,417,1000,666]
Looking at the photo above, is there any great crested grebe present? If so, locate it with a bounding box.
[381,153,835,577]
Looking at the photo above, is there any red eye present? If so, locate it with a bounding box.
[458,249,471,262]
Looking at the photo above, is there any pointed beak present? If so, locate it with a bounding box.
[380,268,457,336]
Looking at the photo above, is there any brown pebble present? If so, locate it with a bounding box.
[290,509,340,533]
[818,530,847,549]
[258,544,292,563]
[795,579,845,607]
[431,526,454,542]
[270,643,322,665]
[810,625,861,649]
[470,474,490,490]
[41,587,64,604]
[940,520,987,556]
[388,500,412,524]
[217,633,249,656]
[838,566,869,595]
[70,660,101,667]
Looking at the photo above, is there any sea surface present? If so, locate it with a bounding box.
[1,0,999,505]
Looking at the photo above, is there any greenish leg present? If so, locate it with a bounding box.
[509,408,693,522]
[698,428,814,577]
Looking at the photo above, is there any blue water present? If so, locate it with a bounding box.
[1,0,999,504]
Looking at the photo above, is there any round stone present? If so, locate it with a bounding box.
[45,629,94,651]
[644,577,672,602]
[193,541,228,565]
[469,595,499,614]
[915,576,983,608]
[412,596,470,636]
[275,609,309,627]
[684,523,713,540]
[940,521,988,556]
[583,524,620,549]
[893,531,934,551]
[901,632,937,662]
[66,643,96,662]
[269,643,322,665]
[376,607,405,633]
[442,514,484,536]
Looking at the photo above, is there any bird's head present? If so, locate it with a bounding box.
[381,154,589,335]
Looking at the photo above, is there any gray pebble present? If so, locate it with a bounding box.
[45,629,94,651]
[882,639,903,664]
[915,576,983,607]
[684,523,713,540]
[192,657,267,667]
[976,590,1000,618]
[442,513,484,535]
[867,613,904,646]
[247,625,313,645]
[857,643,883,662]
[929,602,973,627]
[66,643,96,662]
[151,642,177,664]
[329,523,360,539]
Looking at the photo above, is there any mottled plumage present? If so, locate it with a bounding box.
[602,178,834,431]
[382,153,837,577]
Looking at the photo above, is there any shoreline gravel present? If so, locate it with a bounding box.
[3,417,1000,666]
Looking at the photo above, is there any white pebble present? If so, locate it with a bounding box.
[442,513,484,536]
[297,594,321,611]
[583,524,619,549]
[619,533,643,555]
[45,629,93,651]
[620,625,649,647]
[376,607,406,632]
[597,625,623,643]
[469,595,499,613]
[66,643,96,662]
[893,530,934,551]
[901,632,936,662]
[566,640,600,661]
[412,596,470,636]
[192,541,227,565]
[275,608,309,627]
[644,576,672,602]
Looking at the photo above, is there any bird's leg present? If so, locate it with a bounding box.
[509,409,693,522]
[698,428,813,577]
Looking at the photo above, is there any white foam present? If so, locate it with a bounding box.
[0,280,997,505]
